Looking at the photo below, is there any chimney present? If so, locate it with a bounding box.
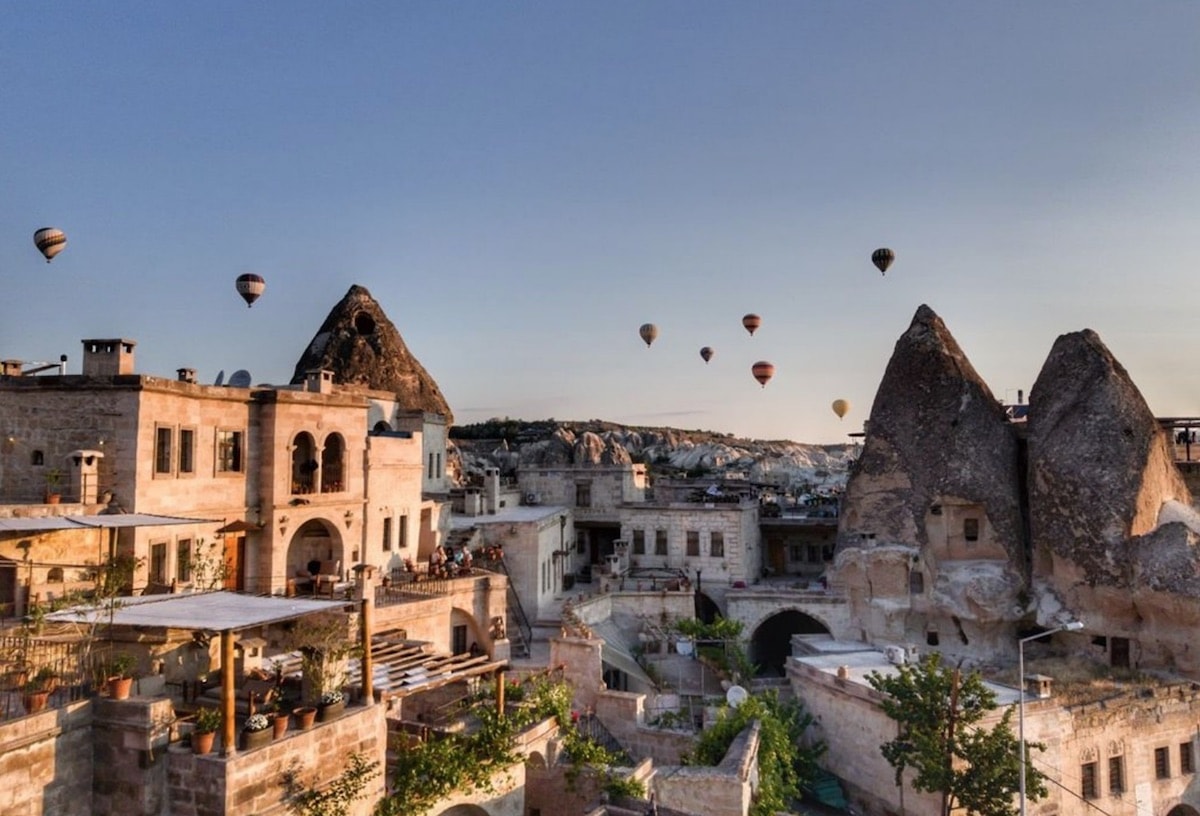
[177,367,197,384]
[1,360,22,377]
[1018,389,1025,405]
[1025,673,1054,700]
[81,339,136,376]
[483,467,501,514]
[306,369,334,394]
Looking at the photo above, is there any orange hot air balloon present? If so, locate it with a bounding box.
[33,227,67,263]
[872,248,895,275]
[751,361,775,388]
[832,399,850,419]
[638,323,659,348]
[742,314,762,336]
[700,346,714,364]
[236,273,266,307]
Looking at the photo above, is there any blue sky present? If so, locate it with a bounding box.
[3,3,1199,443]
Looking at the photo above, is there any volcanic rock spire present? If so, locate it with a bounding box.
[290,285,453,422]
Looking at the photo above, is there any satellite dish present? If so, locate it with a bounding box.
[213,370,225,386]
[726,685,748,708]
[676,637,694,657]
[228,369,252,388]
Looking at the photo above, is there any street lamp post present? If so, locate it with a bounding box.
[1018,620,1083,816]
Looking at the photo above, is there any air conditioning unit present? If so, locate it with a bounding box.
[525,492,540,505]
[885,645,907,666]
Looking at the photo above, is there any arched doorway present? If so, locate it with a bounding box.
[285,520,344,585]
[695,591,722,623]
[435,806,489,816]
[750,609,830,677]
[1167,806,1200,816]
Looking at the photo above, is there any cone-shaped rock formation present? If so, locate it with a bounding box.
[291,285,453,422]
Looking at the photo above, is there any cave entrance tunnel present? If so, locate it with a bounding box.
[750,610,830,677]
[1167,807,1200,816]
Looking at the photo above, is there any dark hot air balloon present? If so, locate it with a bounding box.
[699,346,714,364]
[638,323,658,348]
[832,399,850,419]
[34,228,67,263]
[751,361,775,388]
[236,273,266,307]
[872,248,895,275]
[742,314,761,336]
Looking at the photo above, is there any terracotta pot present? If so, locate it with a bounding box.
[23,690,50,714]
[293,706,317,730]
[317,699,345,722]
[107,676,133,700]
[272,712,289,739]
[192,730,216,755]
[241,726,273,751]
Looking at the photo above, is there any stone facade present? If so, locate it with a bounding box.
[0,700,92,816]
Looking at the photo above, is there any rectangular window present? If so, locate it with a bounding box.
[576,532,586,554]
[1108,756,1123,794]
[216,430,244,473]
[178,428,195,474]
[382,517,393,551]
[1182,742,1195,774]
[150,542,168,585]
[710,531,725,558]
[154,426,173,474]
[807,545,820,563]
[686,531,700,557]
[1081,761,1098,799]
[963,518,980,542]
[175,539,192,583]
[1156,746,1171,779]
[788,545,802,562]
[399,515,409,549]
[632,530,645,555]
[428,453,434,479]
[655,530,668,556]
[574,481,592,508]
[436,453,442,477]
[452,624,468,655]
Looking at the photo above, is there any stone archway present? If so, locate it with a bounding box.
[435,806,489,816]
[285,519,346,586]
[695,591,723,623]
[750,609,830,677]
[451,607,487,655]
[1167,806,1200,816]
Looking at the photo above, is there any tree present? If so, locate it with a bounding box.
[866,653,1046,816]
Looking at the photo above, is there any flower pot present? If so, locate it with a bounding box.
[272,713,289,739]
[294,706,317,730]
[192,730,216,755]
[23,690,50,714]
[317,699,345,722]
[107,676,133,700]
[241,727,273,751]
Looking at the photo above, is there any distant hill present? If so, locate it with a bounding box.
[449,418,856,492]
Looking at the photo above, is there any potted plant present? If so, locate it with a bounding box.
[21,667,58,714]
[270,700,290,739]
[293,703,317,731]
[318,688,345,722]
[44,468,64,504]
[285,610,358,720]
[106,652,137,700]
[192,707,221,755]
[240,712,272,750]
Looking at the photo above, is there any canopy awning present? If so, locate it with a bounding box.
[591,619,655,687]
[44,590,349,632]
[0,513,215,533]
[214,519,262,534]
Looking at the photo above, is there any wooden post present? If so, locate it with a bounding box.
[361,597,374,705]
[496,669,506,719]
[221,629,236,755]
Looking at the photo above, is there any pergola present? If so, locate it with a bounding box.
[46,590,356,755]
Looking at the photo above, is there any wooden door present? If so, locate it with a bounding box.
[223,535,246,591]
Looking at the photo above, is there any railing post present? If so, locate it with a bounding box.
[220,629,235,756]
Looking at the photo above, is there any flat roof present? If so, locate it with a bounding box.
[44,590,348,632]
[450,505,565,529]
[0,513,214,533]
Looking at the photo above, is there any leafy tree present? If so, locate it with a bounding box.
[282,752,379,816]
[866,653,1046,816]
[685,691,824,816]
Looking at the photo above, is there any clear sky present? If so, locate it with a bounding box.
[3,3,1199,444]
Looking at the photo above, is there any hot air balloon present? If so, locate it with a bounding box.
[699,346,714,364]
[742,314,761,336]
[33,228,67,263]
[638,323,658,348]
[751,361,775,388]
[832,399,850,419]
[872,248,894,275]
[236,273,266,307]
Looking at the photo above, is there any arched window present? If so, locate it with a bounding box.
[47,567,64,582]
[31,450,44,466]
[321,434,345,493]
[291,432,318,494]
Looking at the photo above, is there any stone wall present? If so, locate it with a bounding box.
[654,721,759,816]
[594,690,697,765]
[166,702,386,816]
[0,700,93,816]
[92,696,177,815]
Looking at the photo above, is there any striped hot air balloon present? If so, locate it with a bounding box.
[700,346,714,363]
[236,273,266,307]
[872,248,895,275]
[33,227,67,263]
[742,314,762,336]
[638,323,658,348]
[751,361,775,388]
